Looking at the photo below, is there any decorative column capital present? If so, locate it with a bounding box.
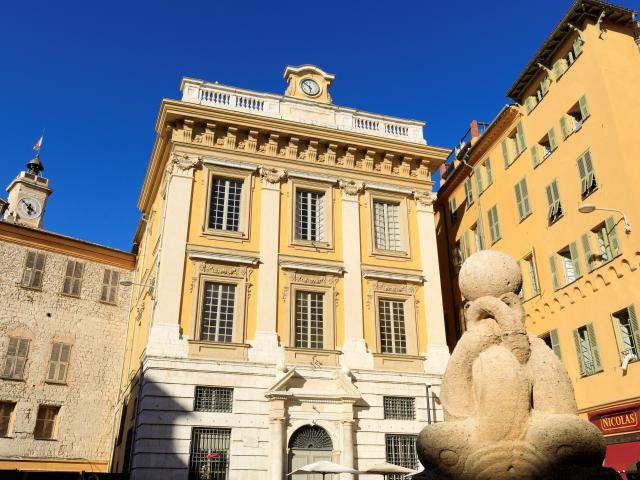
[414,190,436,208]
[339,180,364,199]
[259,166,287,185]
[167,152,202,176]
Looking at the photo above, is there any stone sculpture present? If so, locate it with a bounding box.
[416,250,609,480]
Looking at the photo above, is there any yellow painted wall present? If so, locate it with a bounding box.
[437,19,640,413]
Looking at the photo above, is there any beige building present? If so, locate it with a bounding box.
[0,157,134,474]
[435,1,640,476]
[112,65,450,479]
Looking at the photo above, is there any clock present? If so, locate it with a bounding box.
[17,197,42,219]
[300,78,321,97]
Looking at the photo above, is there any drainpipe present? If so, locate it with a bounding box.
[425,384,432,424]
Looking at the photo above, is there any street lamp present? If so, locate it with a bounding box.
[119,280,155,291]
[578,203,631,234]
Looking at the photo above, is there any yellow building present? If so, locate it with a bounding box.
[113,65,450,479]
[435,0,640,475]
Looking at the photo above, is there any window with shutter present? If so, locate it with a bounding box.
[576,150,597,198]
[101,269,120,304]
[472,222,485,251]
[501,139,511,168]
[523,253,540,298]
[613,306,639,361]
[46,343,71,384]
[545,180,563,224]
[463,179,474,206]
[581,232,596,272]
[484,158,493,186]
[514,178,531,221]
[208,177,243,231]
[605,216,621,257]
[568,95,590,132]
[296,190,325,242]
[449,198,458,224]
[530,145,540,167]
[474,166,484,194]
[560,116,569,140]
[21,251,46,289]
[374,201,402,251]
[2,337,30,380]
[62,260,84,297]
[549,255,560,291]
[553,59,566,80]
[487,205,501,244]
[34,405,60,440]
[549,329,562,359]
[574,324,602,376]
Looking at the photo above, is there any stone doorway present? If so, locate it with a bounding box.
[288,425,334,479]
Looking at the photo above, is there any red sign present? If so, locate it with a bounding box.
[589,402,640,435]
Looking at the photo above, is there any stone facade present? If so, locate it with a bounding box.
[0,225,133,473]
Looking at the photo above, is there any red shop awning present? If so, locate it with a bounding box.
[605,441,640,474]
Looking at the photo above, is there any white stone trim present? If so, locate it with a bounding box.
[364,182,414,195]
[362,269,424,283]
[280,260,344,275]
[286,170,339,184]
[187,248,259,265]
[202,156,259,171]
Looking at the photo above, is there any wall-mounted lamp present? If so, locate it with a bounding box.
[120,280,154,291]
[578,203,631,234]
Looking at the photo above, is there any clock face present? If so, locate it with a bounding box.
[300,78,321,97]
[17,197,42,219]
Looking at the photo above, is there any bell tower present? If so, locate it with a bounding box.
[283,65,335,104]
[4,155,52,229]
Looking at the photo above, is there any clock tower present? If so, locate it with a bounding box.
[4,155,52,229]
[283,64,335,103]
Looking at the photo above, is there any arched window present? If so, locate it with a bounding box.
[288,425,333,450]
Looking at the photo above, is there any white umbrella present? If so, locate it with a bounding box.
[364,462,417,479]
[288,460,362,479]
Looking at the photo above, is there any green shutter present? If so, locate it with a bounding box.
[573,38,583,57]
[550,255,560,291]
[520,179,531,217]
[516,122,526,152]
[501,139,510,168]
[605,216,622,257]
[476,220,485,250]
[550,329,562,359]
[573,329,586,376]
[485,159,493,185]
[464,230,472,258]
[628,305,640,357]
[586,322,602,372]
[545,184,554,219]
[487,208,495,243]
[582,232,595,272]
[569,241,582,278]
[541,78,549,95]
[525,96,534,113]
[579,95,590,119]
[474,166,484,193]
[548,128,557,151]
[577,155,587,196]
[560,116,569,139]
[514,182,524,220]
[530,145,540,167]
[553,60,564,80]
[492,206,501,242]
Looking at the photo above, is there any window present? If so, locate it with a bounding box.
[34,405,60,439]
[613,306,639,361]
[208,177,242,232]
[502,122,526,168]
[553,37,583,81]
[46,343,71,384]
[385,434,419,480]
[487,205,501,244]
[514,177,531,221]
[473,165,484,194]
[568,95,590,132]
[448,198,458,224]
[464,178,474,206]
[295,190,324,242]
[62,260,84,297]
[523,253,540,298]
[2,337,30,380]
[573,324,602,376]
[0,402,16,437]
[558,244,581,285]
[194,386,233,413]
[101,269,120,304]
[374,201,401,251]
[483,158,493,186]
[543,329,562,359]
[383,396,416,420]
[379,299,407,354]
[545,180,562,224]
[525,77,550,113]
[471,222,485,251]
[21,251,45,289]
[577,150,597,198]
[295,291,324,349]
[456,231,472,268]
[189,427,231,480]
[200,282,235,343]
[537,128,557,163]
[590,217,622,266]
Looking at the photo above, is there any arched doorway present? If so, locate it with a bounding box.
[288,425,333,479]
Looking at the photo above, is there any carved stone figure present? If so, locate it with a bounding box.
[416,250,608,480]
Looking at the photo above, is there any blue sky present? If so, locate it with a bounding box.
[1,0,637,251]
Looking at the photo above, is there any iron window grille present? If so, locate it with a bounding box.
[62,260,84,297]
[194,386,233,413]
[383,396,416,420]
[374,201,402,251]
[385,434,419,480]
[189,427,231,480]
[2,337,30,380]
[201,282,235,343]
[295,190,324,241]
[209,177,242,231]
[21,251,46,289]
[379,299,407,354]
[295,291,324,349]
[101,269,120,304]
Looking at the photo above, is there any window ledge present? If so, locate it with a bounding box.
[33,438,58,441]
[548,214,564,226]
[579,368,604,379]
[188,340,249,361]
[370,249,411,261]
[20,285,42,292]
[0,376,25,382]
[60,292,81,299]
[290,240,334,252]
[519,212,533,224]
[284,347,340,367]
[201,229,248,242]
[373,353,425,373]
[45,380,68,386]
[99,300,119,307]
